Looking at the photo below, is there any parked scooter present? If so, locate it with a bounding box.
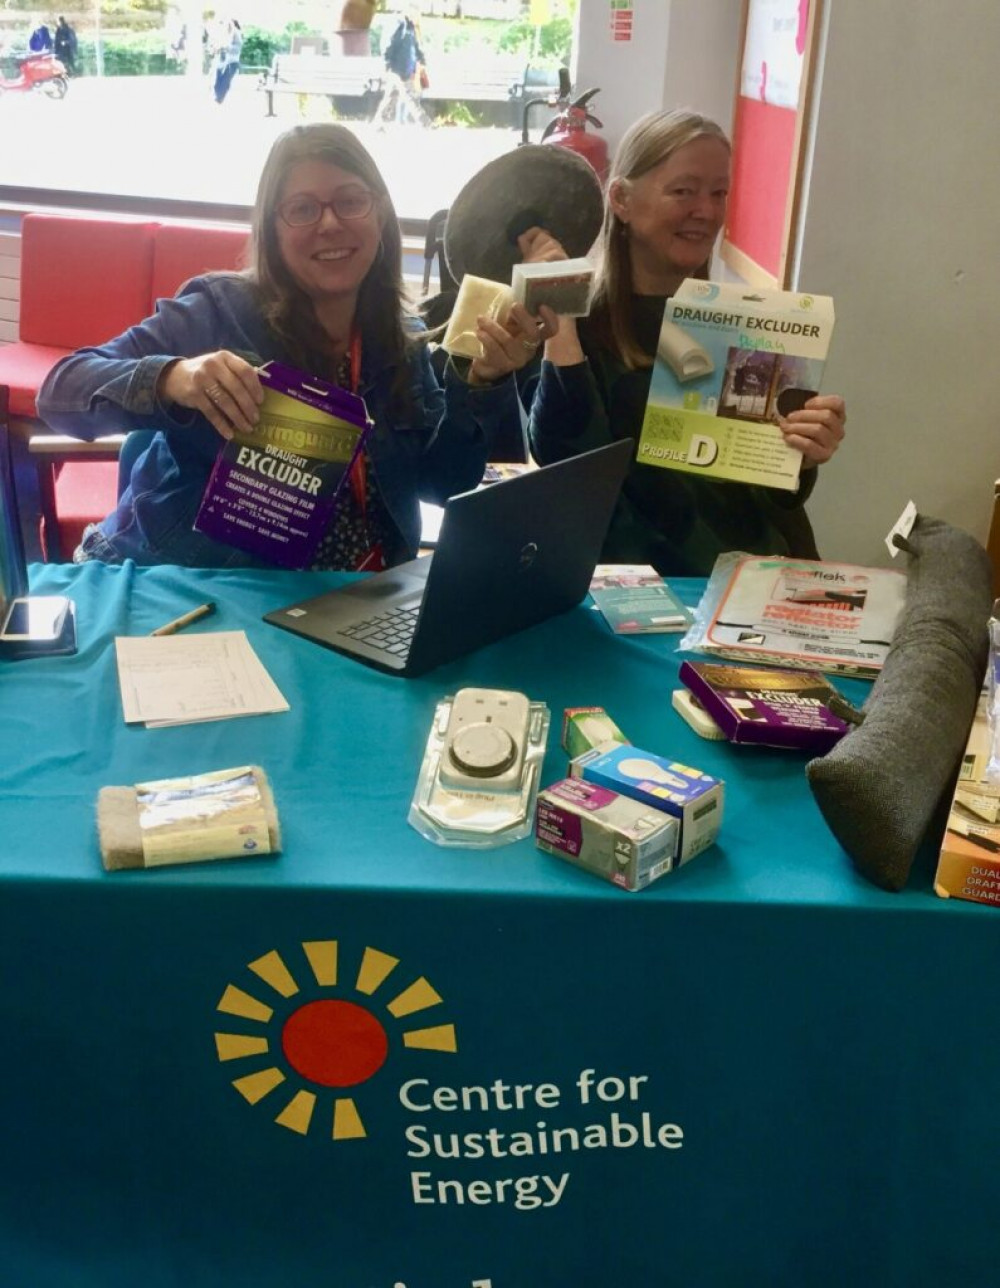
[0,52,69,99]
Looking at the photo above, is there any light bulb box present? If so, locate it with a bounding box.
[535,778,680,892]
[570,742,723,864]
[561,706,629,760]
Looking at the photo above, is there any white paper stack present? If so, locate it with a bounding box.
[115,631,289,728]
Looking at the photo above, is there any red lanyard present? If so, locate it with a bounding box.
[346,329,367,510]
[343,330,385,572]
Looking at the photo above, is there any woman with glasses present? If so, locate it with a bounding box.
[38,123,539,568]
[518,109,847,577]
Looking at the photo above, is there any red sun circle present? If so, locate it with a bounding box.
[281,999,389,1088]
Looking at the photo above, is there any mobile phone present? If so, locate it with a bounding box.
[1,596,69,641]
[0,595,76,658]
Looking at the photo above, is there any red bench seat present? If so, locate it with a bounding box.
[0,213,249,558]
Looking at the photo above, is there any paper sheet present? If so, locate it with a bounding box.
[115,631,289,728]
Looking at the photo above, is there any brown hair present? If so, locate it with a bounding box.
[247,123,414,403]
[590,109,730,371]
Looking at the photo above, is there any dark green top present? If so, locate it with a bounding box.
[524,294,819,577]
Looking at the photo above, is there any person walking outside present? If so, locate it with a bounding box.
[212,17,243,105]
[380,6,428,127]
[54,17,78,75]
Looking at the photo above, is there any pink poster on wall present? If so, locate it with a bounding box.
[722,0,819,287]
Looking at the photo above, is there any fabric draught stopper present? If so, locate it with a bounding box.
[806,517,992,891]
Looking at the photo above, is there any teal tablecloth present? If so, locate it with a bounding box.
[1,562,997,1288]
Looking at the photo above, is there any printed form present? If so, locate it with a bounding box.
[115,631,289,728]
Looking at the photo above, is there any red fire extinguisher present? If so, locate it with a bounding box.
[541,88,609,183]
[521,71,610,183]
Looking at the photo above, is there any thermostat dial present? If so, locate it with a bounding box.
[448,722,518,778]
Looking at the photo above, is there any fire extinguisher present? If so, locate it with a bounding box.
[521,69,610,183]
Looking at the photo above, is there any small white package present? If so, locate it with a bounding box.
[511,259,594,317]
[409,688,550,848]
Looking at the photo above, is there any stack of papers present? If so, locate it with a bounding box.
[115,632,289,728]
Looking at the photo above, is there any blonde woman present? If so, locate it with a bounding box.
[519,109,846,576]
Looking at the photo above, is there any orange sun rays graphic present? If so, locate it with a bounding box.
[214,942,457,1140]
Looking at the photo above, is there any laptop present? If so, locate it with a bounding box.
[263,438,633,677]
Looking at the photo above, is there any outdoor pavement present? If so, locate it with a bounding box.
[0,72,522,223]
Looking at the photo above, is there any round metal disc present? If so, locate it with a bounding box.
[443,144,604,286]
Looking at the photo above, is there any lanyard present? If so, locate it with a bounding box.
[346,329,367,510]
[343,330,385,572]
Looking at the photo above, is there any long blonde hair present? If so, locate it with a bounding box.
[247,123,413,405]
[590,109,730,371]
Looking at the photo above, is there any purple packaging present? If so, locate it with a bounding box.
[535,778,679,892]
[678,660,849,752]
[194,362,371,569]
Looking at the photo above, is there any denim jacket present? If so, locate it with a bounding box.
[37,274,522,567]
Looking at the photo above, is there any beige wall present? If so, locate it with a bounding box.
[798,0,1000,561]
[575,0,740,154]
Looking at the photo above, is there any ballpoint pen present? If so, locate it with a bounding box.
[149,602,216,637]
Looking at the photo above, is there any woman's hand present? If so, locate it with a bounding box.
[468,302,556,385]
[517,225,568,265]
[515,225,585,366]
[157,350,264,440]
[778,394,846,468]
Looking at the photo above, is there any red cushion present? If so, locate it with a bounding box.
[0,341,72,418]
[150,223,249,308]
[19,214,157,349]
[51,460,119,559]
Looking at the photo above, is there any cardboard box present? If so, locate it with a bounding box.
[511,258,594,317]
[571,742,723,863]
[935,692,1000,906]
[637,279,835,492]
[561,707,628,759]
[678,660,850,752]
[535,778,680,892]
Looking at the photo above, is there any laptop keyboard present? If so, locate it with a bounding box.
[339,604,420,657]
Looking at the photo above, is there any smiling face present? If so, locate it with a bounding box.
[274,159,382,308]
[610,136,731,292]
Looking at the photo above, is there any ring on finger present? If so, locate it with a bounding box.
[205,382,224,403]
[520,338,539,352]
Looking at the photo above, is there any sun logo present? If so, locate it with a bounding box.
[214,941,457,1140]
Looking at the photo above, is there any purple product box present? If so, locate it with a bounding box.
[678,660,850,752]
[535,778,679,892]
[194,362,370,569]
[571,742,723,864]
